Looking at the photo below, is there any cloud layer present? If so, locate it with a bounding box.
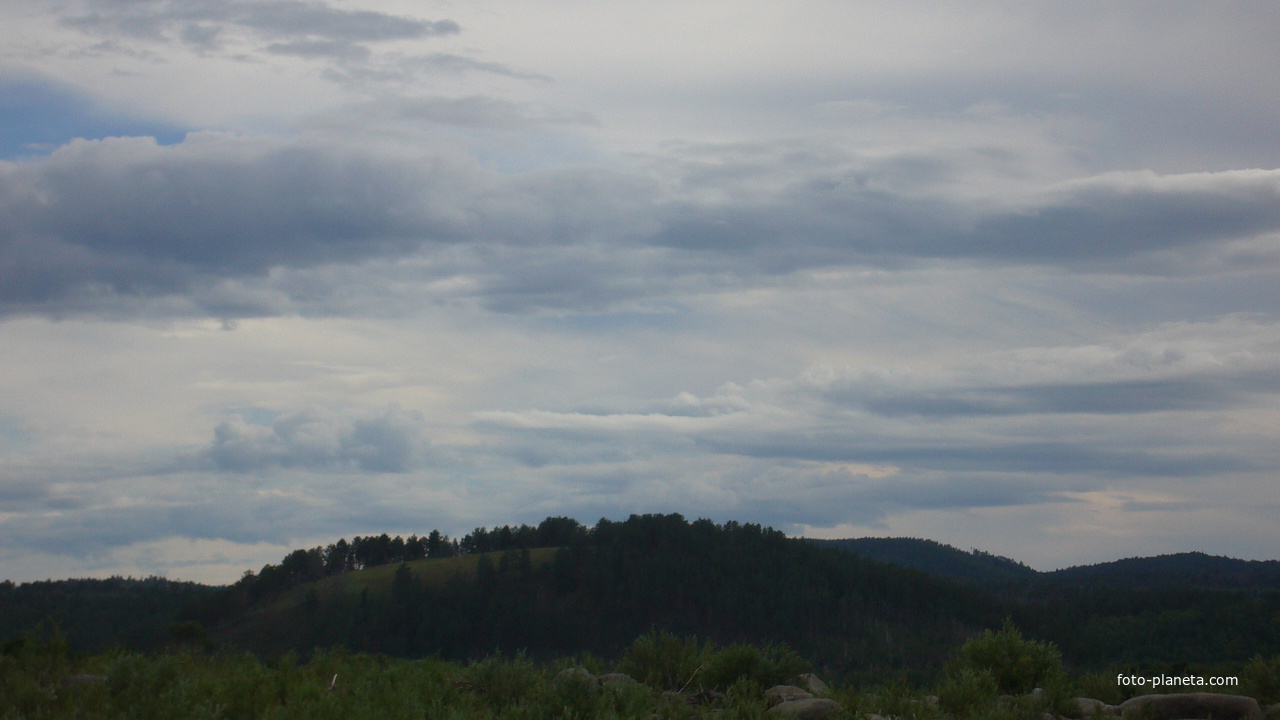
[1,1,1279,583]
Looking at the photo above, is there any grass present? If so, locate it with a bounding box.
[252,547,561,612]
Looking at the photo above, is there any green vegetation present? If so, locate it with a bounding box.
[5,627,1278,720]
[4,514,1280,686]
[938,620,1068,720]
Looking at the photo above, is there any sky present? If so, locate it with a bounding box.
[1,0,1279,585]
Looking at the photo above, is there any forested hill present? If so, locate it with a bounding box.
[810,538,1037,586]
[208,514,999,678]
[4,516,1280,679]
[1045,552,1280,590]
[814,537,1280,591]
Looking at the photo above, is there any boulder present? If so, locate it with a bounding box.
[797,673,831,697]
[766,698,842,720]
[553,667,600,693]
[766,685,815,708]
[1066,697,1118,718]
[1119,693,1263,720]
[599,673,639,686]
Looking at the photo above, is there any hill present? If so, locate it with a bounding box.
[0,576,220,652]
[1045,552,1280,590]
[4,516,1280,680]
[810,537,1037,586]
[209,516,998,679]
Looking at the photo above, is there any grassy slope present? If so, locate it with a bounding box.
[241,547,561,617]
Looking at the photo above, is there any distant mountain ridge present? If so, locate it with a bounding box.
[809,538,1037,585]
[816,537,1280,590]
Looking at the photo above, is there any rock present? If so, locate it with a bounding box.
[1119,693,1263,720]
[766,685,815,708]
[553,667,600,693]
[797,673,830,697]
[766,698,843,720]
[922,695,940,708]
[599,673,639,686]
[1066,697,1114,718]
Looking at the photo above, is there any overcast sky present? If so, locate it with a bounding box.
[2,0,1278,584]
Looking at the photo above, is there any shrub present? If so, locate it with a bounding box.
[464,652,542,711]
[699,642,811,691]
[850,677,944,720]
[938,666,999,719]
[618,630,709,691]
[947,619,1065,696]
[1243,654,1280,705]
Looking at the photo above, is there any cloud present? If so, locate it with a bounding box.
[61,0,458,47]
[206,405,428,472]
[652,157,1280,272]
[474,321,1280,486]
[964,170,1280,264]
[2,122,1278,322]
[0,133,469,314]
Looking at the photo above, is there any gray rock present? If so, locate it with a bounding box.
[1066,698,1113,718]
[766,685,815,708]
[797,673,831,697]
[1119,693,1263,720]
[599,673,639,686]
[766,698,843,720]
[553,667,600,693]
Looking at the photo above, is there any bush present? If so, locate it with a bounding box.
[849,677,944,720]
[947,619,1065,696]
[699,642,811,691]
[464,652,542,711]
[1243,654,1280,705]
[938,666,999,719]
[618,630,709,691]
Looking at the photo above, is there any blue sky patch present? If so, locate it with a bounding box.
[0,78,187,159]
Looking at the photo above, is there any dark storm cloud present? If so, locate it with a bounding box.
[206,405,428,473]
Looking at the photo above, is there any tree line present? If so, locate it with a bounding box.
[228,516,591,604]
